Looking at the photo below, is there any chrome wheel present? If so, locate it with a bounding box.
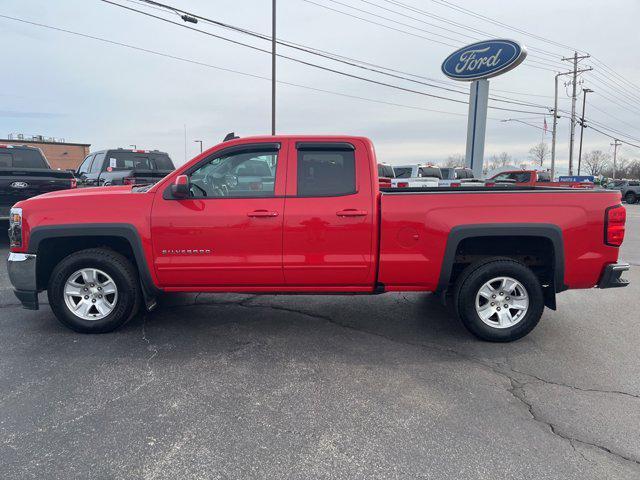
[63,268,118,320]
[475,276,529,329]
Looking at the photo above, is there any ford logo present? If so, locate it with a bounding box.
[10,181,29,189]
[442,39,527,81]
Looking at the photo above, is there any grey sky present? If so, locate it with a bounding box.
[2,0,639,171]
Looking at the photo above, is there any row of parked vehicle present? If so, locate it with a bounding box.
[0,144,175,219]
[377,162,597,190]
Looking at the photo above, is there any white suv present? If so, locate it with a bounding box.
[392,164,441,188]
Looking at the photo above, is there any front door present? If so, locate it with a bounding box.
[151,142,286,287]
[282,140,375,287]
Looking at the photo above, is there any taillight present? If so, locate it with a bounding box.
[450,182,461,187]
[123,177,136,185]
[70,178,77,189]
[397,182,409,188]
[605,205,626,246]
[485,182,495,187]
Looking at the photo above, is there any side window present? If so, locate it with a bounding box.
[537,172,551,182]
[297,148,356,197]
[629,181,640,187]
[188,148,278,198]
[78,155,94,174]
[90,153,105,173]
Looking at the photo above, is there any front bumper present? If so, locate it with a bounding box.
[6,252,39,310]
[597,262,630,289]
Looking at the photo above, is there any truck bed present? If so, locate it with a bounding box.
[378,186,622,291]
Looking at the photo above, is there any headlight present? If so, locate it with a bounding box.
[9,207,22,248]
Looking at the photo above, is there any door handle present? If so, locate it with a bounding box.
[336,209,368,217]
[247,210,279,218]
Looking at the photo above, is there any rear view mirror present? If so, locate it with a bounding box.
[171,175,190,199]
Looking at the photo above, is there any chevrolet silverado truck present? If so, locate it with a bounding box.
[7,135,629,342]
[0,144,76,219]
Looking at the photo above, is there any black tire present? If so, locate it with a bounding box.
[625,192,637,204]
[453,257,544,342]
[47,248,141,333]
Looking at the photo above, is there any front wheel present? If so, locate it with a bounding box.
[48,248,141,333]
[453,258,545,342]
[625,192,637,204]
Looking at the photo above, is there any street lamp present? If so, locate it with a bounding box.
[194,140,203,153]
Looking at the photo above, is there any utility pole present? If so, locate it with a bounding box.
[562,52,591,175]
[611,139,622,179]
[271,0,276,135]
[577,88,593,175]
[194,140,203,153]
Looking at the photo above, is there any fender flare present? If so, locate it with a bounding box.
[28,223,161,300]
[436,223,566,295]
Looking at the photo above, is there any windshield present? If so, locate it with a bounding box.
[378,164,395,178]
[393,167,413,178]
[440,168,455,180]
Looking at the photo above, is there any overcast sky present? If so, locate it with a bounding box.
[2,0,640,172]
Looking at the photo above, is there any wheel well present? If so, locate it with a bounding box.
[449,235,556,288]
[36,236,137,291]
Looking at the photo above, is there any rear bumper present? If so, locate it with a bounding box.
[6,253,39,309]
[597,262,630,289]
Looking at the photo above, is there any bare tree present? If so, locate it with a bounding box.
[529,142,550,166]
[442,154,464,167]
[583,150,610,176]
[485,152,513,172]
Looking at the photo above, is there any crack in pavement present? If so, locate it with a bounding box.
[176,296,640,469]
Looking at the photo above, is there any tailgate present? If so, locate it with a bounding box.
[129,169,172,183]
[0,168,74,215]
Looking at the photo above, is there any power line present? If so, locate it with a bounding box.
[102,0,554,114]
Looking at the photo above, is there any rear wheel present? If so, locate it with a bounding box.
[625,192,637,204]
[453,258,544,342]
[48,248,140,333]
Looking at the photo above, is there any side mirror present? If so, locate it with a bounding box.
[171,175,190,199]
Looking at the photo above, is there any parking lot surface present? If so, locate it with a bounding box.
[1,204,639,479]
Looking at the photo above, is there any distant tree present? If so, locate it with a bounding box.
[485,152,513,173]
[583,150,610,176]
[442,154,465,167]
[529,142,550,166]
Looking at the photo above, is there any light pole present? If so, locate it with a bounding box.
[271,0,276,135]
[577,88,593,176]
[194,140,203,153]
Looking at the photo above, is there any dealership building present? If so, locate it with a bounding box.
[1,134,90,170]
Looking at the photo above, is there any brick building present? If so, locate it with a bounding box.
[1,136,90,170]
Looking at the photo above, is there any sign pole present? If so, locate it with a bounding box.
[465,79,489,178]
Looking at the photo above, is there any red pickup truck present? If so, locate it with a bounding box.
[488,170,594,188]
[7,135,629,342]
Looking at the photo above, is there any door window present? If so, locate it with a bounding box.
[297,149,356,196]
[78,155,94,174]
[90,153,105,173]
[188,149,278,198]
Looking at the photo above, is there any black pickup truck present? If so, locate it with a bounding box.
[75,148,175,187]
[0,144,76,219]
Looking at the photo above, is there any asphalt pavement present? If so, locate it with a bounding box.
[1,204,639,479]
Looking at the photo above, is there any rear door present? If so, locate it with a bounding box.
[282,140,376,287]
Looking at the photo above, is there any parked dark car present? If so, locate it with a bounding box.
[0,144,76,219]
[607,179,640,204]
[76,149,175,187]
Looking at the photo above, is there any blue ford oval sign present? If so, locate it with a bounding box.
[442,39,527,81]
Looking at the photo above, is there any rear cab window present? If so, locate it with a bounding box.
[393,167,414,178]
[0,147,48,168]
[418,166,442,179]
[297,144,356,196]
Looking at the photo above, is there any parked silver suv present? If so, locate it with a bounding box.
[607,180,640,204]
